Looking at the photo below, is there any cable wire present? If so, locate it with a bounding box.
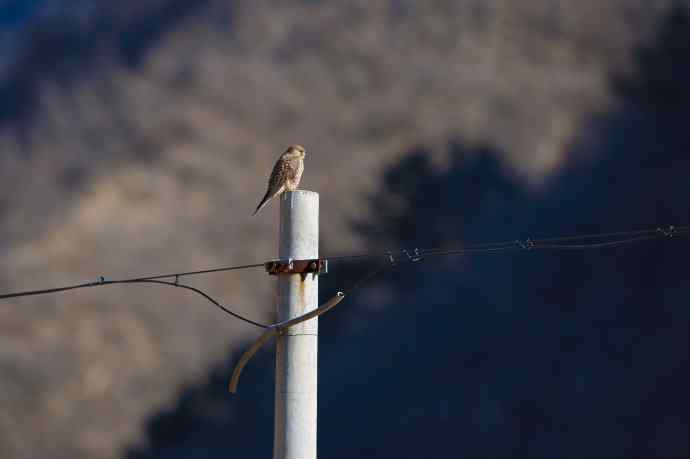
[419,225,688,258]
[126,280,268,328]
[0,274,269,328]
[0,262,264,300]
[338,225,690,263]
[1,224,688,308]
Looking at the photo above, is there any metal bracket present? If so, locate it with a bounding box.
[516,238,535,250]
[264,258,328,276]
[659,225,676,237]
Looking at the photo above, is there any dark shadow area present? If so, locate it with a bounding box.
[127,347,275,459]
[118,0,214,66]
[127,5,690,458]
[0,0,214,124]
[0,0,42,27]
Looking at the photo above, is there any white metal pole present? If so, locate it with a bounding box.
[274,190,319,459]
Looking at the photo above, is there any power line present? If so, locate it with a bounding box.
[419,234,668,257]
[0,225,687,311]
[0,276,269,328]
[129,279,269,328]
[226,224,689,394]
[0,263,265,300]
[330,226,690,307]
[327,225,689,263]
[123,262,266,281]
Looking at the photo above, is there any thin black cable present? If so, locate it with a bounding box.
[531,234,664,250]
[123,262,265,282]
[420,232,683,258]
[326,225,690,262]
[0,277,268,328]
[532,229,657,243]
[124,280,268,328]
[0,262,265,301]
[0,281,100,300]
[326,241,516,264]
[531,226,688,244]
[419,225,689,257]
[344,229,687,280]
[419,245,521,258]
[1,225,688,303]
[325,253,381,262]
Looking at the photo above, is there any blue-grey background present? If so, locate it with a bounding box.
[0,1,688,458]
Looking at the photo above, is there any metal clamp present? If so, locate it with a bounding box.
[516,239,535,250]
[403,248,423,262]
[659,225,676,237]
[386,251,396,266]
[264,258,328,275]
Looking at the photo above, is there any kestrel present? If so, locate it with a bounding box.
[252,145,306,216]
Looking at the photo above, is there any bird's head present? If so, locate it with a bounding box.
[283,144,306,160]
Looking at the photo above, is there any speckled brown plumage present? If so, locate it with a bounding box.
[252,145,306,216]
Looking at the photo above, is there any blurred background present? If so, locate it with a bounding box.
[1,0,689,457]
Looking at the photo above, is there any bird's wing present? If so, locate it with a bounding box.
[252,158,290,216]
[267,158,290,194]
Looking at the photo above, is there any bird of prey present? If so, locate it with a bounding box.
[252,145,306,216]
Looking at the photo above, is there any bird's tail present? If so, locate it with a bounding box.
[252,190,273,216]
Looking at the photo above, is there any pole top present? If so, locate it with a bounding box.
[282,189,319,198]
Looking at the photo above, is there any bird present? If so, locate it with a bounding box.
[252,145,306,216]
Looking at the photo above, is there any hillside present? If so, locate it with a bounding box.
[1,1,688,458]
